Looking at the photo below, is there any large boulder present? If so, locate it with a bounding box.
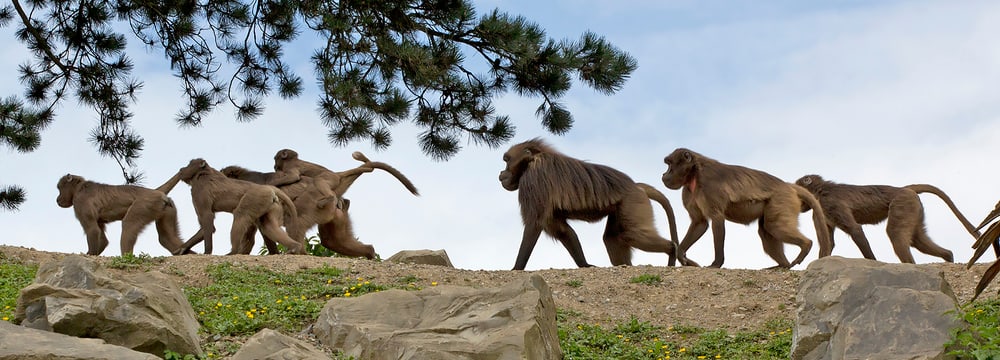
[313,274,561,360]
[792,256,962,360]
[14,255,202,357]
[385,249,454,267]
[231,328,329,360]
[0,321,159,359]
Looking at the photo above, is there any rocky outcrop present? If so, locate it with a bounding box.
[386,249,455,267]
[14,255,202,357]
[231,328,329,360]
[792,256,961,360]
[0,321,159,359]
[312,274,561,360]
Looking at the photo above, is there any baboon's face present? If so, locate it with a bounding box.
[56,174,80,208]
[794,175,823,190]
[662,148,696,190]
[273,149,298,171]
[499,144,534,191]
[219,166,243,179]
[178,159,209,182]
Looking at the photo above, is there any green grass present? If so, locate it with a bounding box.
[947,297,1000,359]
[630,274,663,286]
[559,316,793,360]
[0,255,37,323]
[566,280,583,288]
[108,252,159,270]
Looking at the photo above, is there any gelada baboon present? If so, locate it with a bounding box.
[499,138,688,270]
[55,174,191,256]
[795,174,978,263]
[220,166,376,259]
[270,149,419,197]
[662,148,831,269]
[160,159,305,255]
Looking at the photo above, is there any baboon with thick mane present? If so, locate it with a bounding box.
[795,174,977,263]
[56,174,191,256]
[221,165,375,259]
[160,159,305,255]
[499,138,688,270]
[662,148,831,269]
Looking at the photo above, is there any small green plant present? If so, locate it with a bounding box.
[630,274,662,286]
[0,260,37,322]
[559,316,793,359]
[183,262,385,336]
[163,349,205,360]
[947,298,1000,358]
[108,252,157,270]
[565,280,583,287]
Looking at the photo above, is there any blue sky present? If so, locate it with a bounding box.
[3,0,1000,270]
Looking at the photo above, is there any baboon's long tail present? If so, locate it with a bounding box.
[637,183,681,266]
[352,151,420,196]
[904,184,980,238]
[155,172,183,194]
[794,184,832,259]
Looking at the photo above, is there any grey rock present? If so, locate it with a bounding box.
[313,274,561,360]
[792,256,961,360]
[386,249,454,267]
[0,321,159,360]
[15,255,202,357]
[231,328,329,360]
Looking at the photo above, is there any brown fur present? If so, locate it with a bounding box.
[662,148,831,269]
[795,174,976,263]
[220,165,376,259]
[159,159,304,255]
[55,174,190,256]
[270,149,419,197]
[499,138,687,270]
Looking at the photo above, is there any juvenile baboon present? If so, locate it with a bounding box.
[270,149,419,197]
[498,138,688,270]
[160,159,305,255]
[795,174,978,263]
[662,148,831,269]
[55,174,191,256]
[220,166,376,259]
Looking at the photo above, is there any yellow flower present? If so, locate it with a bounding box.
[276,299,283,304]
[345,292,352,297]
[246,313,254,319]
[232,296,238,300]
[216,302,222,307]
[617,334,623,339]
[3,306,8,309]
[327,279,333,284]
[679,348,686,353]
[716,355,722,359]
[199,311,205,316]
[698,356,706,359]
[251,308,258,313]
[325,294,331,298]
[431,282,438,286]
[2,317,8,321]
[357,277,363,281]
[274,279,281,284]
[300,295,306,300]
[284,296,289,299]
[770,331,775,335]
[286,306,291,310]
[364,281,370,285]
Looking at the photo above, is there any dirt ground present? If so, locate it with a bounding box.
[4,244,997,334]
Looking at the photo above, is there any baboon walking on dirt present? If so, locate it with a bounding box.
[795,174,978,263]
[56,174,191,256]
[221,165,375,259]
[662,148,831,269]
[499,138,689,270]
[160,159,305,255]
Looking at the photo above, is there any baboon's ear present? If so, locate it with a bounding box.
[801,176,813,185]
[682,151,693,162]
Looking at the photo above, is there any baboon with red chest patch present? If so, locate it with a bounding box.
[499,138,689,270]
[662,148,831,269]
